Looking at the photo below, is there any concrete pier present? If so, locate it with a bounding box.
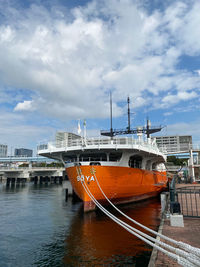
[0,167,65,181]
[34,176,38,184]
[148,184,200,266]
[0,167,66,187]
[6,177,11,186]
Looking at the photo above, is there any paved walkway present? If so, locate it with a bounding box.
[154,217,200,266]
[150,184,200,266]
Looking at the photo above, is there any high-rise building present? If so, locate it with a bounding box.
[155,135,192,153]
[0,144,7,157]
[55,132,81,147]
[14,148,33,157]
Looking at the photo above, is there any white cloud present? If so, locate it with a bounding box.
[134,96,148,108]
[14,100,34,111]
[161,90,197,107]
[0,25,14,42]
[0,0,200,122]
[195,70,200,76]
[176,2,200,55]
[0,111,56,152]
[164,112,173,116]
[178,91,197,100]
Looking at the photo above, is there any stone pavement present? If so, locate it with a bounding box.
[154,217,200,266]
[149,184,200,267]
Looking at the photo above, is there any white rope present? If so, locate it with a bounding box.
[178,242,200,258]
[80,180,199,267]
[76,167,200,267]
[81,181,179,264]
[92,169,200,258]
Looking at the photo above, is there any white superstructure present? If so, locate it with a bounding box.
[38,136,166,171]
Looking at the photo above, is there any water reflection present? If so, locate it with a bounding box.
[0,182,161,267]
[64,199,161,266]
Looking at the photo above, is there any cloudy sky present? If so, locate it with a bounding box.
[0,0,200,154]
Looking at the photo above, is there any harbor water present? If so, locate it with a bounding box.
[0,181,162,267]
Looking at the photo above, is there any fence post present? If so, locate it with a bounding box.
[170,175,176,202]
[169,175,184,227]
[170,175,181,214]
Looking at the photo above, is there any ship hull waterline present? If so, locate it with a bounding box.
[66,165,167,212]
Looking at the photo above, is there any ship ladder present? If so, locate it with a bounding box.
[76,166,200,267]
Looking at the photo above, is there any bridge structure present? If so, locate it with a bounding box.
[0,167,66,185]
[0,156,55,164]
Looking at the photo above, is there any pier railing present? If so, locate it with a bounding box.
[177,186,200,218]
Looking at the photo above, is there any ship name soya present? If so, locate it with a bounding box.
[77,175,95,182]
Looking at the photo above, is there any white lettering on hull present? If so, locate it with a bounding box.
[77,175,95,182]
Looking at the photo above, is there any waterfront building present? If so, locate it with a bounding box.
[55,132,81,146]
[0,144,8,157]
[155,135,192,154]
[14,148,33,157]
[37,132,81,151]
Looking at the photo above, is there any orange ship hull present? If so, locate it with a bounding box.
[66,165,167,211]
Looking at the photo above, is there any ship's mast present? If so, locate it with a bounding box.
[127,97,131,132]
[146,118,151,139]
[110,92,113,138]
[101,96,163,137]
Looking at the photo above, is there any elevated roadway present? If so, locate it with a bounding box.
[0,167,65,180]
[0,156,54,163]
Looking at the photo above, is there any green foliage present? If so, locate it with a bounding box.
[47,162,64,167]
[32,161,64,167]
[167,156,188,166]
[19,163,29,167]
[33,162,46,167]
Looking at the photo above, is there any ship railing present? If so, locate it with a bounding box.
[37,137,161,154]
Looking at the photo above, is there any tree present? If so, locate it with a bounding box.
[167,156,188,166]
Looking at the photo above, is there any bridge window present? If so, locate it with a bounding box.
[90,162,101,166]
[64,156,77,162]
[79,153,107,162]
[129,155,142,169]
[109,152,122,161]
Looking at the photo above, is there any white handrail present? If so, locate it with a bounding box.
[38,137,160,153]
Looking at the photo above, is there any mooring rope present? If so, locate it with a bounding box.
[91,169,200,258]
[80,177,199,267]
[75,166,200,266]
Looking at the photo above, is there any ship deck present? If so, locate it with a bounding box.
[37,137,165,161]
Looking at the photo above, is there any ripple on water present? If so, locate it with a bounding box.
[0,182,161,267]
